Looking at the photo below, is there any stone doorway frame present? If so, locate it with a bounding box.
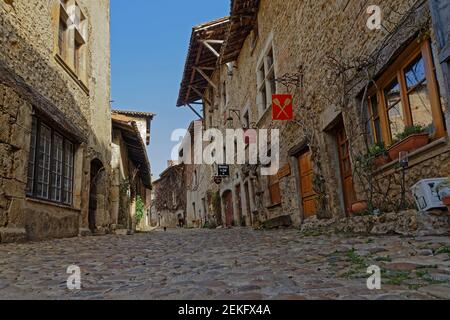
[88,158,106,233]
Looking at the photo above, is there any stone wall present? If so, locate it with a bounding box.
[0,0,112,242]
[153,165,187,228]
[300,210,450,237]
[199,0,450,228]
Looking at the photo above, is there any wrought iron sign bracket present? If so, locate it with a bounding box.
[274,65,304,92]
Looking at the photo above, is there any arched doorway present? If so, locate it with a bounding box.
[222,190,234,227]
[89,159,105,233]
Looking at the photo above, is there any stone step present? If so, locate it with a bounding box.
[0,228,27,243]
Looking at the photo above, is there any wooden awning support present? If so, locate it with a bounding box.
[187,103,204,120]
[193,67,218,90]
[177,17,230,107]
[200,40,223,57]
[189,86,211,106]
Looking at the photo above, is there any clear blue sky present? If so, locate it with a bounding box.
[110,0,229,179]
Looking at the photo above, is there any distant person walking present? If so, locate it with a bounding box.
[178,213,185,228]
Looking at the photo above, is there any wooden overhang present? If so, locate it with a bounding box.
[112,116,152,189]
[0,60,86,144]
[177,17,231,107]
[220,0,260,64]
[112,109,155,146]
[111,110,155,119]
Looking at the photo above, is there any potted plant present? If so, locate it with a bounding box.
[388,125,429,160]
[368,143,390,167]
[351,200,369,215]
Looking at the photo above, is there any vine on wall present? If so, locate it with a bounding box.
[154,165,186,212]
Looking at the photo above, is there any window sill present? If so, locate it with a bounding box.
[266,202,282,210]
[26,197,80,212]
[374,136,449,173]
[55,54,90,96]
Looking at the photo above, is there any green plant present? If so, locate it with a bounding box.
[347,248,366,266]
[368,142,387,158]
[135,195,145,225]
[436,246,450,257]
[394,124,426,143]
[118,180,131,227]
[385,271,411,285]
[375,256,392,262]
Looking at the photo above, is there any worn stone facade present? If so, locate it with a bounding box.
[179,0,450,230]
[0,0,112,242]
[153,164,187,228]
[111,111,153,233]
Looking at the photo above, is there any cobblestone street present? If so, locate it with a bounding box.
[1,228,450,300]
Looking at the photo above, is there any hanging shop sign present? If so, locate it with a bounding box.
[213,176,223,185]
[272,94,294,121]
[218,164,230,177]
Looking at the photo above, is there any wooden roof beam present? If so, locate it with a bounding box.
[193,67,217,90]
[184,45,204,104]
[190,85,211,106]
[200,40,221,58]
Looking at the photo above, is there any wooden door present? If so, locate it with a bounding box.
[244,182,253,226]
[298,150,317,219]
[235,185,243,226]
[223,191,234,227]
[336,125,356,213]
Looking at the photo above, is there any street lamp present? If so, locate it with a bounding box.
[399,151,409,210]
[226,109,241,129]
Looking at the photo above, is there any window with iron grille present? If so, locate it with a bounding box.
[27,116,75,205]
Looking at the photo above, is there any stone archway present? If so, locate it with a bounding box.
[89,159,106,233]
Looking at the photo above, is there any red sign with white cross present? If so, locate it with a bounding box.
[272,94,294,121]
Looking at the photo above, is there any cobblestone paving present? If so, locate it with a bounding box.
[1,228,450,300]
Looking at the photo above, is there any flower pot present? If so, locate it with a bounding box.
[443,196,450,212]
[372,154,391,167]
[351,201,369,215]
[388,133,429,161]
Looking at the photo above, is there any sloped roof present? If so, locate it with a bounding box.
[220,0,260,64]
[112,115,152,189]
[112,110,155,119]
[177,17,230,107]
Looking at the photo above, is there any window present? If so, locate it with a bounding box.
[364,95,384,145]
[257,44,276,116]
[268,174,281,206]
[365,39,445,146]
[58,15,68,61]
[57,0,88,83]
[27,116,75,205]
[74,31,85,77]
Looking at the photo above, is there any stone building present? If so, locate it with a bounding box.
[111,110,153,233]
[180,120,220,228]
[177,0,450,229]
[152,163,187,228]
[0,0,113,242]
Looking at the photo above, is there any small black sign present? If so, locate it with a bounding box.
[218,165,230,177]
